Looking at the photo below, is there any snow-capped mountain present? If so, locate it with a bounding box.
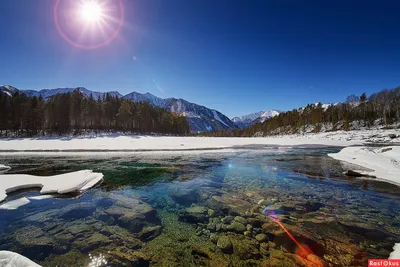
[253,110,281,124]
[232,111,264,128]
[0,85,19,97]
[21,87,122,99]
[1,85,236,133]
[233,109,281,128]
[124,92,237,132]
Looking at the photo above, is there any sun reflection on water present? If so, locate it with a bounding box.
[88,253,108,267]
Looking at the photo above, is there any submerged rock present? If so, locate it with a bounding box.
[230,235,261,260]
[178,205,209,223]
[228,221,247,233]
[138,225,162,241]
[207,209,216,217]
[85,233,112,251]
[104,195,159,232]
[234,216,248,225]
[255,233,268,243]
[169,187,199,206]
[206,194,252,216]
[217,235,233,254]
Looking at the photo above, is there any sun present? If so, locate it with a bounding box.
[54,0,124,49]
[79,1,104,23]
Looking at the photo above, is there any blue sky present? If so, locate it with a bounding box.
[1,0,400,118]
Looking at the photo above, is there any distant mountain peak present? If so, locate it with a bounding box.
[233,109,281,128]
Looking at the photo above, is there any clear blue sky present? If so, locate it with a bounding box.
[1,0,399,118]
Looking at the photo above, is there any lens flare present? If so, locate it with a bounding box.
[54,0,124,49]
[262,205,314,260]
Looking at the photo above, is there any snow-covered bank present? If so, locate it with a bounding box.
[0,251,41,267]
[390,243,400,259]
[0,129,397,152]
[0,170,103,204]
[328,146,400,186]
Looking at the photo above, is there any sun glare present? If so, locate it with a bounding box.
[80,1,103,23]
[54,0,124,49]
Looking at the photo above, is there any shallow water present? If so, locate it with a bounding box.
[0,147,399,266]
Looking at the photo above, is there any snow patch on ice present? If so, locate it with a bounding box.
[0,170,103,203]
[389,243,400,259]
[0,250,41,266]
[0,129,398,152]
[328,146,400,186]
[0,164,10,171]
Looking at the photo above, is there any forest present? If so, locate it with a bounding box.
[0,90,190,137]
[201,87,400,137]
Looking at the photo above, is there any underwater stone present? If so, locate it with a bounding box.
[221,215,234,224]
[169,187,199,206]
[246,224,253,232]
[231,235,261,260]
[244,231,252,237]
[84,233,112,252]
[228,221,246,233]
[255,233,268,243]
[179,205,209,223]
[104,197,159,232]
[208,209,216,217]
[60,203,96,220]
[234,216,248,225]
[217,235,233,254]
[206,194,252,216]
[138,225,162,241]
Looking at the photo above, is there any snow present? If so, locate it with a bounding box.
[0,195,54,210]
[259,110,280,120]
[0,129,398,153]
[390,243,400,259]
[321,104,331,111]
[0,197,30,210]
[0,170,103,203]
[328,146,400,186]
[212,110,229,127]
[0,251,41,267]
[232,111,264,123]
[181,112,201,118]
[0,164,10,171]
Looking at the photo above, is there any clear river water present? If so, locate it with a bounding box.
[0,146,399,266]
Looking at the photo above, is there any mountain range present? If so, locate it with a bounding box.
[0,85,280,132]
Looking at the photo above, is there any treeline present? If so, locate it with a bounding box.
[0,90,190,137]
[202,86,400,137]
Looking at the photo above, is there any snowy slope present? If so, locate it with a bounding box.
[0,85,19,96]
[232,111,264,128]
[257,110,281,123]
[124,92,236,132]
[124,92,167,107]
